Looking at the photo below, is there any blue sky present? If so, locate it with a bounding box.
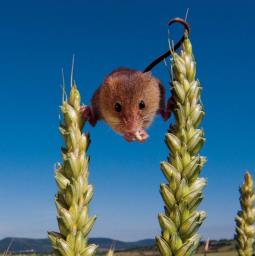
[0,0,255,241]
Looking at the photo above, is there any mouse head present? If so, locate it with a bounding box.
[99,69,161,142]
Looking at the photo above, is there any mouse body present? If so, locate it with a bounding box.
[79,17,190,142]
[82,68,172,142]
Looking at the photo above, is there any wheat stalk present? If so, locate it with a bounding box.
[235,171,255,256]
[48,81,97,256]
[156,33,206,256]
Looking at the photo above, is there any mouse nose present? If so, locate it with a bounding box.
[123,116,139,132]
[124,128,149,143]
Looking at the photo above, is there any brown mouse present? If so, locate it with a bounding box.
[81,68,172,142]
[81,18,190,143]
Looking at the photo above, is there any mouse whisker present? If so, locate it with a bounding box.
[142,110,158,115]
[142,115,154,120]
[106,120,121,125]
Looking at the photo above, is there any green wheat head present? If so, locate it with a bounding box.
[48,83,97,256]
[156,34,207,256]
[235,171,255,256]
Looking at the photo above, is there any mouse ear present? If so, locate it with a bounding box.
[143,71,152,77]
[104,75,114,85]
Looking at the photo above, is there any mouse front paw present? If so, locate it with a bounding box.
[161,97,175,121]
[80,105,90,120]
[80,105,97,126]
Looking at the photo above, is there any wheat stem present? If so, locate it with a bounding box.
[48,81,97,256]
[157,33,207,256]
[235,171,255,256]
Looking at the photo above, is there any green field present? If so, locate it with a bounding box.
[111,250,238,256]
[0,251,239,256]
[196,252,237,256]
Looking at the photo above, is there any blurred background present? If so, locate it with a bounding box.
[0,0,254,242]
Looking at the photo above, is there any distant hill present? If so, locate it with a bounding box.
[0,237,155,253]
[1,237,249,254]
[0,238,51,253]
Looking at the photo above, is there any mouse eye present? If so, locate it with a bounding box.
[114,102,122,112]
[139,100,145,110]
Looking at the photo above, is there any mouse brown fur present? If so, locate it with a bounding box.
[82,68,171,142]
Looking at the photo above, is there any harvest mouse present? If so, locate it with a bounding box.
[82,68,172,142]
[81,18,190,143]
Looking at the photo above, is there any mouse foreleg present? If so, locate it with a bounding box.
[80,105,98,127]
[161,96,175,121]
[159,83,175,121]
